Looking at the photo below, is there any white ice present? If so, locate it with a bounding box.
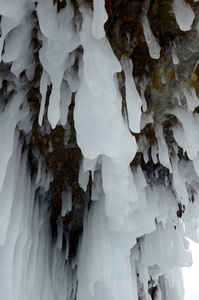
[123,58,142,133]
[0,1,199,300]
[141,16,161,59]
[172,0,195,31]
[38,0,80,128]
[92,0,107,39]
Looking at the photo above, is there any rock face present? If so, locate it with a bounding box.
[105,0,199,132]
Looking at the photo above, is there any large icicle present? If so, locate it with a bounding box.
[74,6,136,160]
[37,0,79,128]
[92,0,107,39]
[141,1,161,60]
[172,0,195,31]
[123,58,142,133]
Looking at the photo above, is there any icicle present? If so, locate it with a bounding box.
[1,0,199,299]
[74,5,136,160]
[38,69,49,126]
[172,0,195,32]
[38,0,80,128]
[172,156,189,205]
[183,87,199,112]
[0,0,28,59]
[0,90,28,194]
[122,58,142,133]
[60,81,72,126]
[155,124,172,173]
[171,46,179,65]
[56,215,63,249]
[61,189,72,217]
[0,133,22,247]
[91,0,107,39]
[101,155,138,227]
[173,107,199,160]
[141,2,161,60]
[78,162,90,192]
[151,142,158,164]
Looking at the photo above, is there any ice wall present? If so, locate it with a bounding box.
[0,0,199,300]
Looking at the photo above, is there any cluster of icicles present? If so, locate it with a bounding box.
[0,0,199,299]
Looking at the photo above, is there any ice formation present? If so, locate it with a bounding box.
[0,0,199,300]
[172,0,195,31]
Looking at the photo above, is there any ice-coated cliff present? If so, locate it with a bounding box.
[0,0,199,299]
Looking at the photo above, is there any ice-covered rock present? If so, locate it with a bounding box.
[0,0,199,299]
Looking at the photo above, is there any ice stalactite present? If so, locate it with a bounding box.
[0,2,77,299]
[141,0,161,60]
[172,0,195,31]
[0,0,199,300]
[37,0,80,128]
[0,71,76,300]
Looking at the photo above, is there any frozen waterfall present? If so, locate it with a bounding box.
[0,0,199,299]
